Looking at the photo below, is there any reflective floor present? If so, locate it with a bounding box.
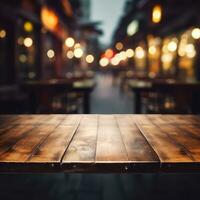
[91,72,133,114]
[0,173,200,200]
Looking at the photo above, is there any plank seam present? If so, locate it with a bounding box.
[146,115,196,162]
[115,115,130,161]
[0,125,37,158]
[60,116,83,165]
[26,116,67,161]
[94,115,100,163]
[131,116,161,166]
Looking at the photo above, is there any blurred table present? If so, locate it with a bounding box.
[129,79,200,114]
[0,85,28,114]
[22,79,95,114]
[0,114,200,173]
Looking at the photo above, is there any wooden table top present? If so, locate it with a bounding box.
[0,114,200,173]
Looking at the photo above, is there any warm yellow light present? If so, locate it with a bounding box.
[135,46,145,59]
[65,37,75,48]
[74,43,81,48]
[111,57,120,66]
[167,41,177,52]
[126,49,134,58]
[115,42,123,50]
[178,48,185,57]
[99,57,109,67]
[24,37,33,47]
[66,50,74,59]
[86,54,94,64]
[187,51,196,58]
[41,7,58,31]
[192,28,200,39]
[47,49,55,58]
[24,21,33,32]
[185,44,195,53]
[161,54,173,63]
[119,51,127,60]
[162,44,168,53]
[185,44,196,58]
[19,54,27,63]
[152,5,162,23]
[74,48,83,58]
[148,46,157,55]
[0,29,6,38]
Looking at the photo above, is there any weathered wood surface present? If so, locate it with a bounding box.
[0,114,200,173]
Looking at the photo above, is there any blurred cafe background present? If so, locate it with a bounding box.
[1,0,200,115]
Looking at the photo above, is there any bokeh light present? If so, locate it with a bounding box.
[99,57,109,67]
[24,37,33,47]
[74,48,83,58]
[65,37,75,48]
[47,49,55,58]
[86,54,94,64]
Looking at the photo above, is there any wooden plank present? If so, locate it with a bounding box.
[0,125,56,162]
[61,115,83,126]
[159,115,200,124]
[115,115,159,162]
[95,115,128,162]
[0,125,35,156]
[179,124,200,138]
[137,124,193,163]
[157,124,200,161]
[146,115,171,124]
[132,115,152,125]
[29,116,82,163]
[0,115,18,124]
[10,115,47,125]
[62,115,98,163]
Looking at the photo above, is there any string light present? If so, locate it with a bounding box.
[126,49,134,58]
[74,43,81,48]
[86,54,94,64]
[65,37,75,48]
[67,51,74,59]
[135,46,145,59]
[105,49,114,59]
[24,21,33,32]
[41,7,58,31]
[167,41,177,52]
[148,46,157,55]
[99,57,109,67]
[115,42,123,50]
[192,28,200,39]
[24,37,33,47]
[0,29,6,38]
[152,4,162,23]
[111,57,120,66]
[47,49,55,58]
[74,48,83,58]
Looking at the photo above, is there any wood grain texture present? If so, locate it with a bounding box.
[136,123,193,163]
[0,125,56,162]
[115,115,159,162]
[95,115,128,162]
[29,116,81,163]
[0,114,200,173]
[62,115,98,163]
